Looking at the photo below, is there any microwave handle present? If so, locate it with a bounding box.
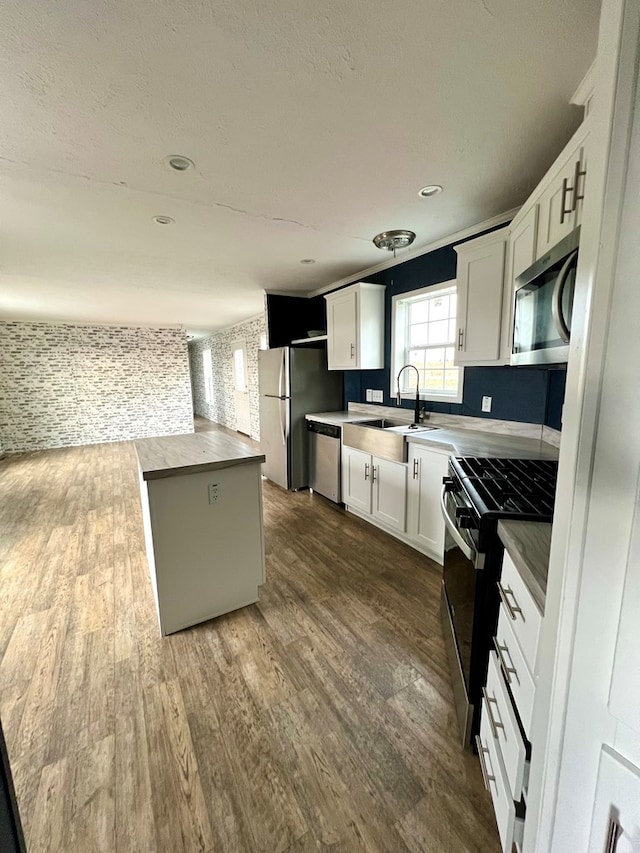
[551,248,578,343]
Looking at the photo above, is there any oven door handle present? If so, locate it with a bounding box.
[440,486,478,563]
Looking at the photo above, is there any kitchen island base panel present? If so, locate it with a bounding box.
[140,461,265,636]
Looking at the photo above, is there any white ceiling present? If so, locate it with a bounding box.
[0,0,600,335]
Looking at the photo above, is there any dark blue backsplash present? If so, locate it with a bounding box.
[342,228,567,428]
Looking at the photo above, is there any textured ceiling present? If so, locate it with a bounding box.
[0,0,601,333]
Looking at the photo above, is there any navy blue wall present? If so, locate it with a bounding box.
[342,231,567,427]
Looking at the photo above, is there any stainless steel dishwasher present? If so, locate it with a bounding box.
[306,420,341,503]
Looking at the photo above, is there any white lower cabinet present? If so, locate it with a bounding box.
[478,700,524,853]
[480,544,543,852]
[341,446,407,533]
[342,447,372,513]
[371,456,407,531]
[406,444,449,562]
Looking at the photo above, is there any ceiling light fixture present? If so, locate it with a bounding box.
[152,215,175,225]
[372,229,416,258]
[165,155,195,172]
[418,185,443,198]
[300,258,316,264]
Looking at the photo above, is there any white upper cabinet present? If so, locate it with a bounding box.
[501,205,539,361]
[325,282,385,370]
[454,228,508,366]
[536,135,588,259]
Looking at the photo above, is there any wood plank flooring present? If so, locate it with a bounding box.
[0,423,500,852]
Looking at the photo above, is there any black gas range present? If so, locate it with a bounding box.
[440,456,558,746]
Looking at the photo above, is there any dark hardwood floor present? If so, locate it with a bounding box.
[0,422,500,852]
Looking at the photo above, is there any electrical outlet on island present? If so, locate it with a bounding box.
[481,396,492,413]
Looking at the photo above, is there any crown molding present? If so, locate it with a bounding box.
[308,207,520,298]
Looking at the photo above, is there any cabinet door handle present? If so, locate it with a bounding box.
[494,637,519,685]
[474,736,495,793]
[560,176,572,224]
[364,463,369,481]
[350,343,355,359]
[482,687,505,739]
[371,465,377,483]
[412,458,419,479]
[605,817,622,853]
[497,582,524,621]
[572,159,586,210]
[457,328,464,351]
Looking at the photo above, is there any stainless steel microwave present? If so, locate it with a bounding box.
[511,227,580,366]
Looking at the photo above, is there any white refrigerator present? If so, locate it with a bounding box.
[258,347,343,490]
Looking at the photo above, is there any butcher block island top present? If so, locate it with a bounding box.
[134,431,266,636]
[134,431,265,480]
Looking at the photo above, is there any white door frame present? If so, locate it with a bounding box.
[231,339,251,436]
[526,1,640,849]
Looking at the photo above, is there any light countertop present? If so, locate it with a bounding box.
[498,520,552,613]
[134,432,265,481]
[405,427,559,460]
[305,411,375,426]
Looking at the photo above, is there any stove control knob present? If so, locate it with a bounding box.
[442,477,455,492]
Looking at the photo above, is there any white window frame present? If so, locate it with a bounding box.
[390,280,464,404]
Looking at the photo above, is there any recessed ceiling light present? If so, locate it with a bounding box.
[152,215,175,225]
[418,185,443,198]
[165,155,195,172]
[300,258,316,264]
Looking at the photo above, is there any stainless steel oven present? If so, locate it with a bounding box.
[440,456,558,748]
[440,481,485,746]
[511,226,579,366]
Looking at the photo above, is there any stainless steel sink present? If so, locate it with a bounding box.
[343,420,438,463]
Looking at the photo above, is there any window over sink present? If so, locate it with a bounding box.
[391,280,464,403]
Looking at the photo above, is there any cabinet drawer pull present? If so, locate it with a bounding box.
[364,463,370,481]
[498,582,524,621]
[572,159,586,210]
[350,342,355,358]
[412,458,419,479]
[482,687,504,739]
[494,637,518,685]
[475,736,495,792]
[371,465,377,483]
[457,328,464,351]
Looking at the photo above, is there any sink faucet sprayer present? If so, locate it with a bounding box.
[395,364,421,425]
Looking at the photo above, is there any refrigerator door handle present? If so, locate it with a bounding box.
[280,402,286,445]
[279,350,286,398]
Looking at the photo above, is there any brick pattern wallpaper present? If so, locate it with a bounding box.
[0,322,194,453]
[189,314,266,441]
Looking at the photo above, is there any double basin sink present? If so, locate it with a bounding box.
[342,418,438,464]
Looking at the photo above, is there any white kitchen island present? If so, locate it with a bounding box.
[134,431,266,636]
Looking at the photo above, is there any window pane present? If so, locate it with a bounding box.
[445,347,456,368]
[425,370,445,390]
[428,319,450,345]
[409,323,429,347]
[429,295,450,322]
[409,349,426,369]
[425,347,445,368]
[449,319,457,342]
[450,293,457,314]
[444,370,459,391]
[409,300,429,324]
